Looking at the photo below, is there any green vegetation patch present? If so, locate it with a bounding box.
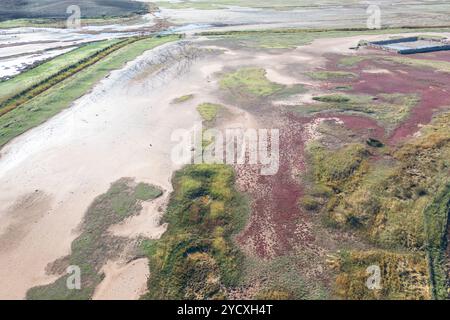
[306,71,357,81]
[26,178,163,300]
[197,103,223,122]
[220,67,283,98]
[0,39,122,105]
[303,112,450,299]
[333,250,430,300]
[134,182,163,201]
[0,35,180,148]
[0,18,66,29]
[0,38,142,116]
[307,111,450,249]
[338,56,368,67]
[297,93,420,129]
[0,16,147,29]
[308,142,369,189]
[142,164,249,300]
[246,254,329,300]
[424,184,450,300]
[385,56,450,73]
[203,28,450,50]
[171,94,195,104]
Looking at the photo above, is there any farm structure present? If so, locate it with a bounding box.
[367,36,450,54]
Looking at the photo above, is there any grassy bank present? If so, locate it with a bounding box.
[0,39,122,105]
[201,27,450,49]
[0,15,146,29]
[26,179,162,300]
[0,35,180,148]
[0,38,140,116]
[142,164,249,299]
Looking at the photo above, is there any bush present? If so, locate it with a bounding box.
[299,196,320,211]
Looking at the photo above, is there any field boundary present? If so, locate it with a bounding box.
[0,37,145,117]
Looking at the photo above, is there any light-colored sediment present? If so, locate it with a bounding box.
[92,258,149,300]
[109,193,169,239]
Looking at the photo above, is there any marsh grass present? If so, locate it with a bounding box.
[0,39,122,104]
[306,71,357,81]
[202,27,450,49]
[298,93,420,129]
[142,164,249,299]
[0,38,139,116]
[333,250,431,300]
[0,35,180,148]
[304,112,450,299]
[171,94,195,104]
[220,68,284,98]
[424,184,450,299]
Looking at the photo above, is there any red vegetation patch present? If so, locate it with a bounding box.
[235,115,312,258]
[234,111,384,259]
[325,53,450,144]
